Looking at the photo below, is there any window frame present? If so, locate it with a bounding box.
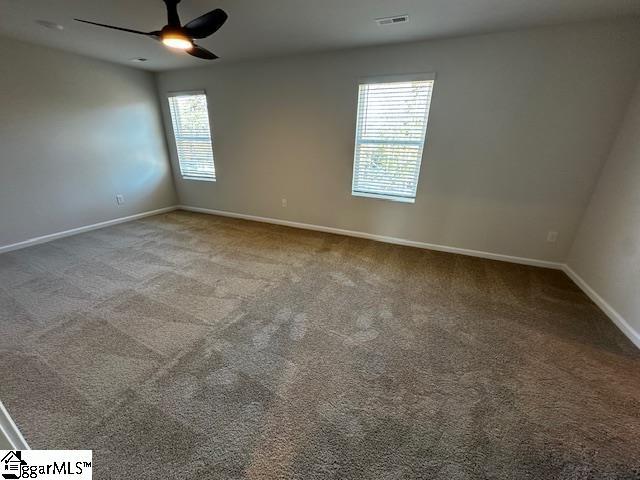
[351,73,436,203]
[167,90,217,182]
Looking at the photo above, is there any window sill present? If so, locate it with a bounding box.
[351,191,415,204]
[182,176,216,182]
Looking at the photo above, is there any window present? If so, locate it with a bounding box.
[168,92,216,181]
[352,75,435,203]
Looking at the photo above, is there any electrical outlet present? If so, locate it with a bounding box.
[116,194,125,205]
[547,231,558,243]
[281,198,287,208]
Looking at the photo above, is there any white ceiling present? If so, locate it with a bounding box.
[1,0,639,71]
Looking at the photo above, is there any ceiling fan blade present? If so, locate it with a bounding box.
[184,9,228,39]
[188,44,219,60]
[74,19,158,37]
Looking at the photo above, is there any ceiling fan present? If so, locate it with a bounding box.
[75,0,228,60]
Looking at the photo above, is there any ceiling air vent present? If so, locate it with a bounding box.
[35,20,64,31]
[376,15,409,26]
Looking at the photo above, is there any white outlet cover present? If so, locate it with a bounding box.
[547,231,558,243]
[116,195,124,205]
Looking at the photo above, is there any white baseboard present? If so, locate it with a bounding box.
[562,265,640,349]
[0,206,179,254]
[0,401,29,450]
[179,205,563,270]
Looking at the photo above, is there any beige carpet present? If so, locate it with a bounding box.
[1,210,639,479]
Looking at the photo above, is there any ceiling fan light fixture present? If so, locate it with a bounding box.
[162,32,193,50]
[74,1,227,60]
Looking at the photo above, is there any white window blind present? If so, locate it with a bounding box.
[352,76,434,202]
[168,92,216,181]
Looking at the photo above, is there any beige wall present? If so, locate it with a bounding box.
[567,79,640,342]
[0,35,176,247]
[157,20,640,263]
